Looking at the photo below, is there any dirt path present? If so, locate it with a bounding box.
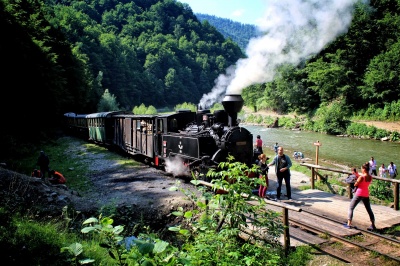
[359,120,400,132]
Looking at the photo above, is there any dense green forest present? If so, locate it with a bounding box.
[2,0,400,161]
[195,13,258,51]
[0,0,244,160]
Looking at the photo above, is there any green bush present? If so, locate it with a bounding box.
[354,101,400,121]
[370,180,393,201]
[346,122,392,139]
[311,102,350,135]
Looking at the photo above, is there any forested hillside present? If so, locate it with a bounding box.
[0,0,243,160]
[240,0,400,135]
[2,0,400,160]
[195,13,258,51]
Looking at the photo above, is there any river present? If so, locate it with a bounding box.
[245,125,400,170]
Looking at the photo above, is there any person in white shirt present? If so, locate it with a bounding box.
[378,163,387,178]
[369,157,377,176]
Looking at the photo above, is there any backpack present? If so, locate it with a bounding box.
[345,174,357,184]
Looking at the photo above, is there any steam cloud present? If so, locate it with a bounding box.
[199,0,365,108]
[164,156,190,177]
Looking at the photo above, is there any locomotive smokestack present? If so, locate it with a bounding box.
[222,94,244,126]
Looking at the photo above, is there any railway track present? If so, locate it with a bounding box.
[196,176,400,264]
[288,207,400,264]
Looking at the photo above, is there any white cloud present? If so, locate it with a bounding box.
[231,9,245,18]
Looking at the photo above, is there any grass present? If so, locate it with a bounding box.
[0,207,115,265]
[11,136,141,194]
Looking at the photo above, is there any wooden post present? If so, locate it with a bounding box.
[313,141,322,181]
[311,167,315,189]
[394,183,399,211]
[283,208,290,256]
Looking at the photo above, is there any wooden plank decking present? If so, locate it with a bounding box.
[264,169,400,246]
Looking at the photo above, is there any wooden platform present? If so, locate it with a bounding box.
[291,189,400,229]
[263,189,400,247]
[263,170,400,246]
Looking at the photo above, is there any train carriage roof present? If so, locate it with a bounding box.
[85,111,130,118]
[64,112,77,117]
[64,112,88,118]
[112,114,159,119]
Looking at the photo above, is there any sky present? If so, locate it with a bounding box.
[177,0,363,108]
[177,0,267,25]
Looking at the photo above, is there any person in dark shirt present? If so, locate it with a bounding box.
[36,151,49,178]
[273,142,279,154]
[268,146,292,200]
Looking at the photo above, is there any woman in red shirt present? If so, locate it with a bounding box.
[255,135,263,154]
[344,163,376,231]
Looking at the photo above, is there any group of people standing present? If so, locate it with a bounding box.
[255,135,292,200]
[255,135,382,231]
[371,156,399,179]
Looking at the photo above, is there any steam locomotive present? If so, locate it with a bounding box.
[64,94,256,178]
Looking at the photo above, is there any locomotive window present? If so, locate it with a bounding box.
[157,120,163,133]
[170,118,178,131]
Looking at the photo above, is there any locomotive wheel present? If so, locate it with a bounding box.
[192,167,210,182]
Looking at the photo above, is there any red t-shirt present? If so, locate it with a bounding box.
[355,175,371,197]
[256,139,262,147]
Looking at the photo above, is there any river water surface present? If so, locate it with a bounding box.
[245,125,400,169]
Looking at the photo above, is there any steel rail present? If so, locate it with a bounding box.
[298,207,400,244]
[289,218,400,263]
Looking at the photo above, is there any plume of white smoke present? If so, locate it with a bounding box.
[199,0,364,108]
[164,156,190,177]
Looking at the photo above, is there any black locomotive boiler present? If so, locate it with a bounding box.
[64,94,255,177]
[161,94,254,170]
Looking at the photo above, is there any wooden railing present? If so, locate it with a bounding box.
[196,180,301,255]
[300,163,400,210]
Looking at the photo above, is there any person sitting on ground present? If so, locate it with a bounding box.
[48,170,66,184]
[31,169,41,178]
[293,151,304,160]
